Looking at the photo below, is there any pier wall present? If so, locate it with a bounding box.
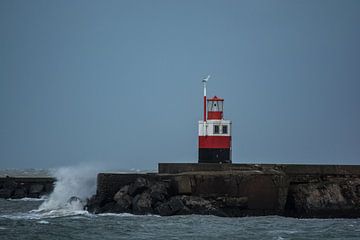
[92,164,360,217]
[0,177,55,199]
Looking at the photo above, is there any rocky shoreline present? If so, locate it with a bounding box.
[86,177,253,217]
[86,164,360,218]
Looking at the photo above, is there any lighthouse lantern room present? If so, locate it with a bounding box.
[198,76,232,163]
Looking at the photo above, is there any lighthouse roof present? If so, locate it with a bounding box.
[207,96,224,101]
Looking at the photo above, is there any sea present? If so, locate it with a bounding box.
[1,168,359,240]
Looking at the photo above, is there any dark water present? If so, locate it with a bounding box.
[0,199,359,240]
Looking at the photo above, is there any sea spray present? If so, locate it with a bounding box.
[37,165,98,211]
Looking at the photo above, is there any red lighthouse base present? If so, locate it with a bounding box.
[198,135,232,163]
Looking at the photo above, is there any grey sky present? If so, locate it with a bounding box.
[1,0,359,170]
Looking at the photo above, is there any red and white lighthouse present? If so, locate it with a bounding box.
[198,76,232,163]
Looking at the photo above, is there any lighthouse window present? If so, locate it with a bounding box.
[222,125,228,134]
[214,125,220,134]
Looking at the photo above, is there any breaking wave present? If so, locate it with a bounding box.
[8,196,48,202]
[27,165,99,218]
[1,166,153,220]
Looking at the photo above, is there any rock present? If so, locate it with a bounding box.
[340,179,360,204]
[114,185,132,211]
[216,196,248,208]
[128,178,149,197]
[156,197,186,216]
[150,182,169,204]
[181,196,212,208]
[132,191,153,214]
[178,195,218,215]
[296,183,346,210]
[114,185,129,200]
[85,195,106,213]
[285,181,360,217]
[101,202,129,213]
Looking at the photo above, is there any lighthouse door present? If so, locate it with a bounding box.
[199,148,230,163]
[214,149,227,163]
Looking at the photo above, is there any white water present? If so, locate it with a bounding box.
[31,165,98,217]
[8,196,48,202]
[1,166,149,220]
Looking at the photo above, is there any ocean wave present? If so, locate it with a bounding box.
[98,213,161,217]
[37,166,97,212]
[0,211,161,221]
[37,220,49,224]
[0,209,92,220]
[8,196,48,202]
[269,229,299,234]
[98,213,136,217]
[0,212,42,220]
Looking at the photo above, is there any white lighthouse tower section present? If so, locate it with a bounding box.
[198,120,232,136]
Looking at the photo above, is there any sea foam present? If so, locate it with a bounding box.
[36,165,98,212]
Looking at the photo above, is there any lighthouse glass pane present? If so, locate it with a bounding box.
[208,101,223,112]
[222,125,228,134]
[207,101,214,111]
[214,125,220,134]
[218,101,223,111]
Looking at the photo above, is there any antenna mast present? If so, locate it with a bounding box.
[202,75,210,122]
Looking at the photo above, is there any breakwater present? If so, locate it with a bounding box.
[0,176,54,199]
[86,163,360,218]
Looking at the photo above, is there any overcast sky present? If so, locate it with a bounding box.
[1,0,359,170]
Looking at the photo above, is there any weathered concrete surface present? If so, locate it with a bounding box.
[0,176,54,199]
[158,163,360,175]
[87,164,360,218]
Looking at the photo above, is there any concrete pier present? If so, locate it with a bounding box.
[89,163,360,218]
[0,176,55,199]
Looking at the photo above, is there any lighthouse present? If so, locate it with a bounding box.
[198,76,232,163]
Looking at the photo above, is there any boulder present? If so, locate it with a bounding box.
[181,196,212,208]
[114,185,132,211]
[85,195,106,213]
[128,178,149,197]
[285,180,360,217]
[132,191,153,214]
[149,182,169,204]
[101,202,129,213]
[114,185,129,199]
[156,197,187,216]
[340,179,360,204]
[294,183,346,211]
[178,195,217,215]
[216,196,248,208]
